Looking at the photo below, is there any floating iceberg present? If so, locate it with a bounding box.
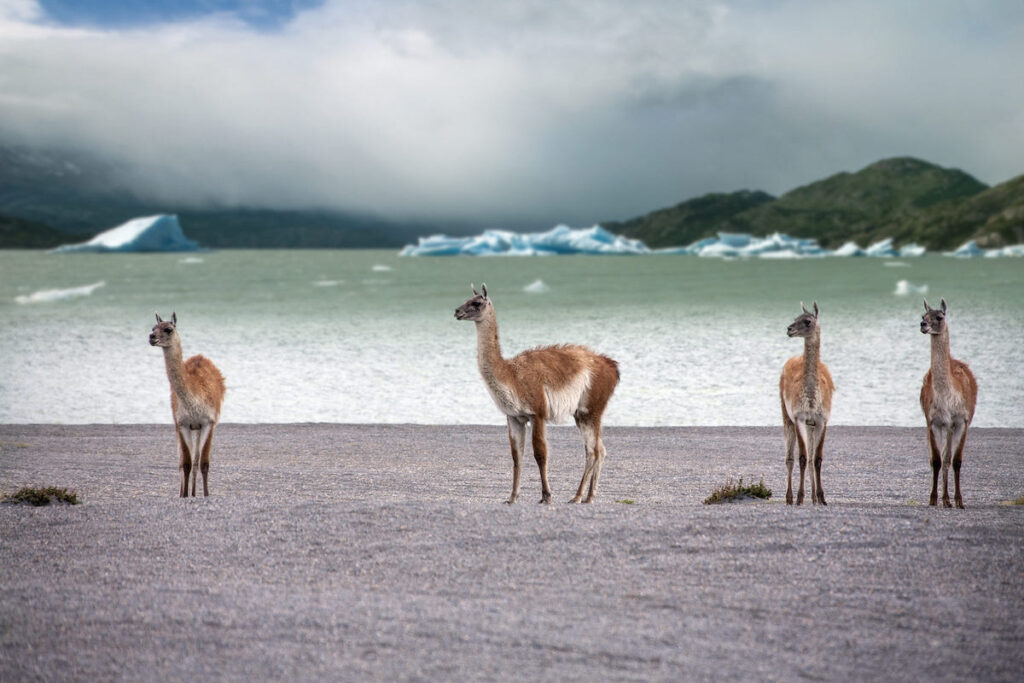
[987,244,1024,257]
[677,231,827,258]
[401,225,1024,259]
[944,240,1024,258]
[899,243,926,257]
[832,241,866,257]
[945,240,986,258]
[401,227,840,258]
[53,215,199,253]
[865,238,898,257]
[652,237,717,255]
[757,249,804,260]
[400,225,647,256]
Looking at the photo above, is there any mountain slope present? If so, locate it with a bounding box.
[2,147,1020,249]
[0,147,455,248]
[722,157,988,248]
[604,157,1003,250]
[605,190,775,249]
[907,174,1024,248]
[0,212,66,248]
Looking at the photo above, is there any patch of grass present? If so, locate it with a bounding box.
[4,486,79,507]
[703,477,772,505]
[616,499,635,505]
[1010,495,1024,506]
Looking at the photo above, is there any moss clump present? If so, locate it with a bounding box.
[4,486,79,506]
[703,477,772,505]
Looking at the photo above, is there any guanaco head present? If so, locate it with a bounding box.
[920,298,948,335]
[787,301,819,338]
[149,312,178,347]
[454,283,491,322]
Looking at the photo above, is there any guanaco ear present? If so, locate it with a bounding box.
[940,299,947,314]
[481,283,488,300]
[800,301,810,315]
[155,312,163,323]
[813,301,819,318]
[471,283,479,296]
[923,298,931,312]
[171,312,177,326]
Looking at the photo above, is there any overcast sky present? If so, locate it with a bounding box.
[1,0,1022,227]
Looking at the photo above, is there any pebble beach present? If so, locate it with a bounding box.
[2,423,1023,680]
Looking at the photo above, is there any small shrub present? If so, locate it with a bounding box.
[616,499,635,505]
[4,486,79,506]
[1012,495,1024,506]
[703,477,772,505]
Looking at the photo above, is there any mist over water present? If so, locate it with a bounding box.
[1,250,1021,427]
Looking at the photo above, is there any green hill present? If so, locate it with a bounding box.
[730,157,989,248]
[611,157,1001,250]
[901,174,1024,249]
[0,212,66,248]
[604,190,775,249]
[610,158,1003,250]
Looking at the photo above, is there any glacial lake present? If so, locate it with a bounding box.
[1,249,1021,427]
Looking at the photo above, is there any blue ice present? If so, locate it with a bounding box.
[53,215,199,253]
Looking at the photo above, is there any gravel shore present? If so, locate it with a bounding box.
[2,424,1023,681]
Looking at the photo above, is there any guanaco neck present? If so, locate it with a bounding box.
[474,309,508,382]
[929,327,953,395]
[802,329,821,399]
[161,336,189,399]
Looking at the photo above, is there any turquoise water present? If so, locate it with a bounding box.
[1,250,1021,426]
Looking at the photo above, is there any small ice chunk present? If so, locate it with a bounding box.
[865,238,897,257]
[372,264,392,272]
[757,249,803,259]
[945,240,985,258]
[523,279,550,293]
[980,244,1024,258]
[894,280,928,296]
[991,244,1024,257]
[15,281,105,304]
[898,243,926,257]
[832,241,865,257]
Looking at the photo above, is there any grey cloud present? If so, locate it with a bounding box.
[1,0,1022,227]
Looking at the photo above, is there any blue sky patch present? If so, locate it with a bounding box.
[37,0,325,30]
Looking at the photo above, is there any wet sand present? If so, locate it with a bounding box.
[2,424,1023,680]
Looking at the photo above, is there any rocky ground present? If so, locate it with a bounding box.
[2,424,1023,681]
